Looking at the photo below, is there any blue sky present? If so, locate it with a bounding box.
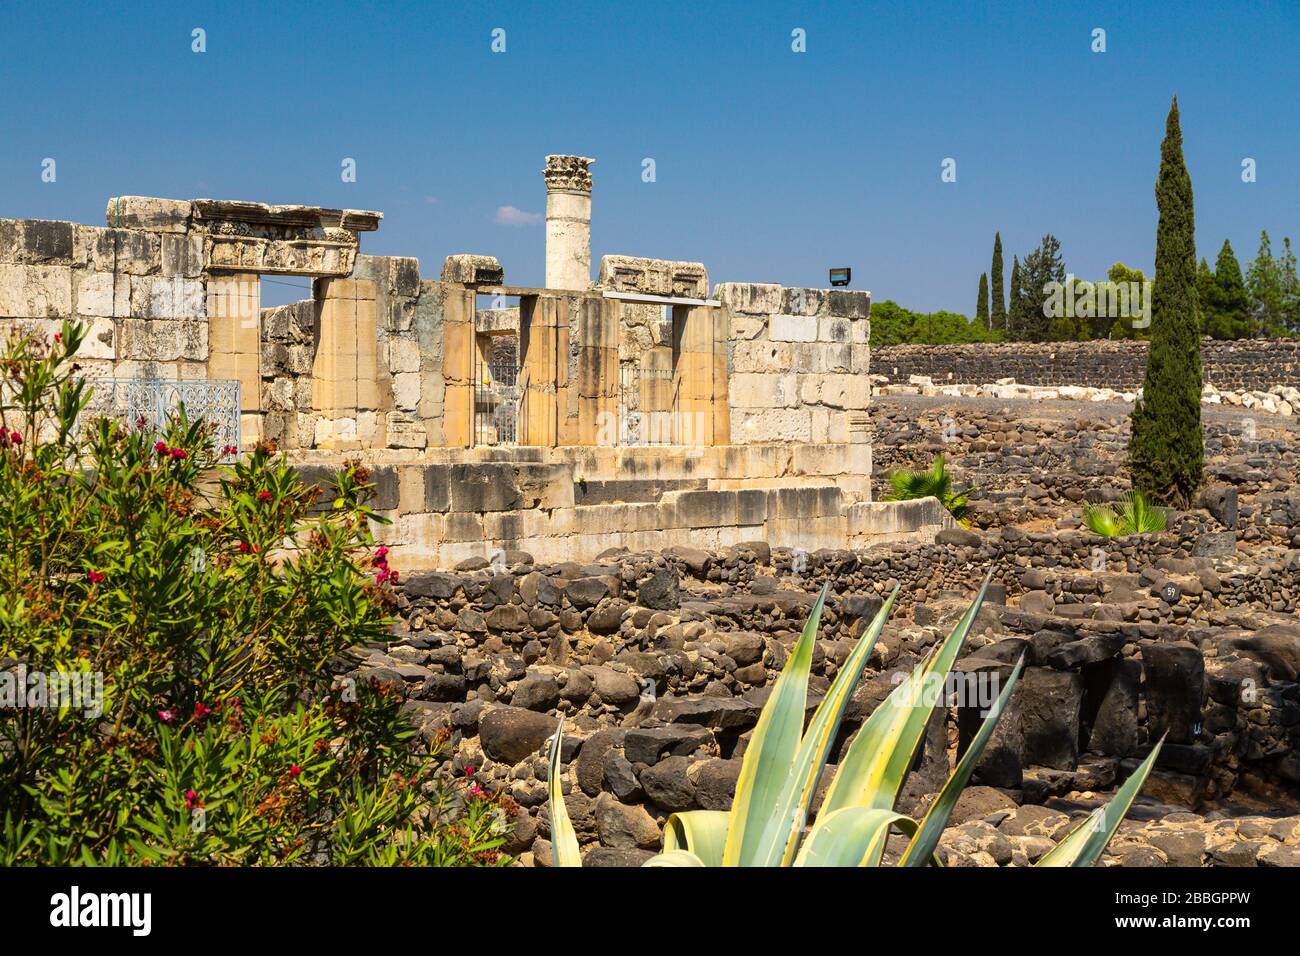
[1,0,1297,311]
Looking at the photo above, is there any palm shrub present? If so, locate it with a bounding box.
[1082,490,1168,537]
[547,577,1163,867]
[0,320,511,865]
[881,454,975,527]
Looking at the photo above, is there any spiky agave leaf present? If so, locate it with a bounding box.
[773,586,900,865]
[662,810,729,866]
[794,808,918,867]
[642,849,706,866]
[721,583,827,866]
[899,655,1025,866]
[546,719,582,867]
[1037,738,1165,867]
[817,573,992,822]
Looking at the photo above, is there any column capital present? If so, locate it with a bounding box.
[543,155,595,193]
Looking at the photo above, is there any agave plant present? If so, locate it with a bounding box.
[1082,490,1168,537]
[547,575,1163,867]
[881,454,975,527]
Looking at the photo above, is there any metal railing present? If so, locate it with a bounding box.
[620,364,677,445]
[473,361,520,446]
[79,378,242,460]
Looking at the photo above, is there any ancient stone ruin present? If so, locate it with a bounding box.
[0,154,942,570]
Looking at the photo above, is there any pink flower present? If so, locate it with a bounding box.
[464,766,475,777]
[375,546,389,560]
[53,332,62,343]
[257,490,271,502]
[288,765,301,778]
[9,431,20,445]
[86,570,105,584]
[158,709,176,723]
[375,568,391,585]
[237,541,251,554]
[184,789,201,810]
[170,448,187,460]
[154,440,168,455]
[470,783,482,796]
[193,702,211,720]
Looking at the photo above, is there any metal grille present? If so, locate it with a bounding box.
[620,364,677,445]
[79,378,241,460]
[474,361,520,446]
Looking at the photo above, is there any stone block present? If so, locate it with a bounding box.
[769,313,818,342]
[715,282,782,315]
[441,254,503,285]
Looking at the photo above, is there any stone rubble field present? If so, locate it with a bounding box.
[351,394,1300,867]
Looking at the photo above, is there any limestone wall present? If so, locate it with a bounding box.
[717,282,871,446]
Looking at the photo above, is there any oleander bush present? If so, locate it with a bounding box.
[0,320,510,865]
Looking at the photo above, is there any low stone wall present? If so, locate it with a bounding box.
[293,445,948,568]
[874,339,1300,392]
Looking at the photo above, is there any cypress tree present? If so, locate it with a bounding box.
[1129,97,1203,506]
[976,272,990,329]
[1008,255,1022,338]
[990,233,1005,331]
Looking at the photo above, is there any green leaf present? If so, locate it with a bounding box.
[900,655,1024,866]
[818,573,991,821]
[775,585,899,864]
[546,720,582,868]
[642,849,706,867]
[663,810,729,866]
[1037,737,1165,867]
[794,808,917,867]
[722,583,825,867]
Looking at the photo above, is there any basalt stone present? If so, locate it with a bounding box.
[653,695,760,730]
[1193,531,1236,558]
[1044,633,1125,669]
[455,556,490,572]
[519,571,560,607]
[417,673,467,702]
[1019,590,1055,616]
[640,755,698,812]
[1140,642,1205,745]
[1229,625,1300,681]
[602,753,643,801]
[693,758,742,810]
[583,847,656,868]
[587,599,628,635]
[1018,668,1083,771]
[936,527,982,549]
[665,545,712,577]
[841,593,884,621]
[511,673,561,711]
[576,728,627,796]
[565,577,610,610]
[401,571,460,600]
[623,726,714,765]
[479,705,558,764]
[1083,657,1141,756]
[581,666,640,705]
[558,666,594,703]
[638,567,681,610]
[594,793,660,849]
[1198,484,1239,530]
[485,603,529,632]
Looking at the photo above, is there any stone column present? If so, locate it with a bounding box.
[206,273,261,446]
[544,155,594,291]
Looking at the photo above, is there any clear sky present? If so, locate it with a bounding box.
[1,0,1297,311]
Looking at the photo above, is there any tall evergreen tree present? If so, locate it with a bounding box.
[1203,240,1251,339]
[1246,230,1284,335]
[976,272,990,329]
[1008,255,1022,338]
[1281,237,1300,333]
[1017,234,1066,343]
[1129,97,1203,506]
[990,233,1006,331]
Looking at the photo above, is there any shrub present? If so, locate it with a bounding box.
[1082,490,1168,537]
[881,454,975,527]
[547,579,1162,866]
[0,320,511,865]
